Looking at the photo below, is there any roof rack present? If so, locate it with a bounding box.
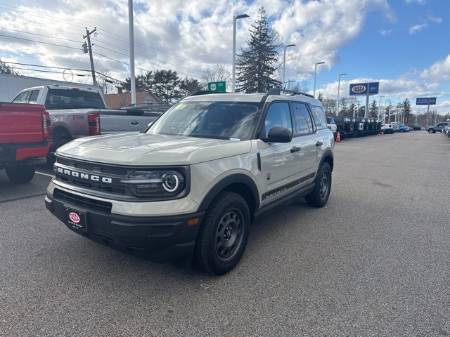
[280,89,314,98]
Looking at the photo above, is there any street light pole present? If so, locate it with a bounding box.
[337,73,347,116]
[313,61,325,98]
[282,44,295,89]
[232,13,249,93]
[128,0,136,105]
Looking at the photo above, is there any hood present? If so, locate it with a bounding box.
[57,133,252,165]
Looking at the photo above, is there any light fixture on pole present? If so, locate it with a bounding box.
[232,13,249,93]
[336,73,347,116]
[128,0,136,105]
[282,44,296,89]
[313,61,325,98]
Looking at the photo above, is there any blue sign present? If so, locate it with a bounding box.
[416,97,436,105]
[349,82,379,96]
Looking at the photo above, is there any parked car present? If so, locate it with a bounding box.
[398,124,411,132]
[45,91,334,275]
[412,125,422,131]
[427,122,448,133]
[443,124,450,137]
[327,116,337,136]
[381,123,394,134]
[0,103,50,183]
[12,85,159,160]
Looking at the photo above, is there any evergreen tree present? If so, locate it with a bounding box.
[151,70,181,103]
[179,77,203,97]
[0,60,17,75]
[369,100,378,119]
[236,7,280,93]
[402,98,412,124]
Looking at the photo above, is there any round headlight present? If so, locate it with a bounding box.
[161,172,182,193]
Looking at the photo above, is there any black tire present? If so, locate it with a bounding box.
[47,128,72,165]
[194,191,250,275]
[428,128,435,134]
[6,166,35,184]
[305,162,332,208]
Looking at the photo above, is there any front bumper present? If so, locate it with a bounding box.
[45,190,203,262]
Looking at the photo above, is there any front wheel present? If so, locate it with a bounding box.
[305,162,332,208]
[194,191,250,275]
[6,166,35,184]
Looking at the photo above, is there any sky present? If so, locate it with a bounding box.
[0,0,449,114]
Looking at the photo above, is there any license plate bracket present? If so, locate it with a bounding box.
[66,208,87,232]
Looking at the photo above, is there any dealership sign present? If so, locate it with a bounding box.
[349,82,379,96]
[207,81,226,93]
[416,97,436,105]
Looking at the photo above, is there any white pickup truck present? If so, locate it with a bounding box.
[12,85,162,161]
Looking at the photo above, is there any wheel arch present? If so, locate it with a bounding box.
[198,174,260,216]
[319,149,334,171]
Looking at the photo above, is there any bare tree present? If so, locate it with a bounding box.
[202,64,230,84]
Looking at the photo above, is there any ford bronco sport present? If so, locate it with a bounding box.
[45,91,334,275]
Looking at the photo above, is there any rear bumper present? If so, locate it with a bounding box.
[45,191,203,262]
[0,143,48,166]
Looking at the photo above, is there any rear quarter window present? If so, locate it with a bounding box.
[310,105,327,130]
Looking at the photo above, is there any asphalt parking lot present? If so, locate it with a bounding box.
[1,132,449,337]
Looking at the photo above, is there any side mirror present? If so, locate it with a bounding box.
[266,127,292,143]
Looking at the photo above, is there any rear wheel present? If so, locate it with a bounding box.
[194,191,250,275]
[305,162,332,208]
[6,166,35,184]
[47,128,72,165]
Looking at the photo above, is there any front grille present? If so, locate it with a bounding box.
[54,189,112,214]
[54,157,131,196]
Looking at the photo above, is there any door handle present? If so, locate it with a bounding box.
[315,140,323,147]
[130,121,139,125]
[290,146,301,153]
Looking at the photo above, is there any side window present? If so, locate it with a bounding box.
[262,102,292,138]
[292,102,314,136]
[310,105,327,129]
[28,90,40,104]
[12,91,30,103]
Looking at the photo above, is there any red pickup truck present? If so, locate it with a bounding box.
[0,103,50,184]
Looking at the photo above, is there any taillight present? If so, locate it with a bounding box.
[88,113,101,136]
[42,111,50,140]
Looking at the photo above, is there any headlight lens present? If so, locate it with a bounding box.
[121,169,186,198]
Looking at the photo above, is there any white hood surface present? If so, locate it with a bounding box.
[57,133,252,166]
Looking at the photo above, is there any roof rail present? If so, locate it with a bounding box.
[281,89,314,98]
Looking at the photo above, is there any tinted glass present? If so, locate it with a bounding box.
[262,102,292,138]
[45,89,105,109]
[29,90,40,104]
[292,102,313,135]
[310,105,327,129]
[149,101,259,140]
[12,91,30,103]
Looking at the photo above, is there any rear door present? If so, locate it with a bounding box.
[290,102,318,179]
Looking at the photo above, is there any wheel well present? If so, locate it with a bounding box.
[322,153,334,171]
[223,183,257,215]
[53,126,71,141]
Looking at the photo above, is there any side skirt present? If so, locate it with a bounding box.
[254,182,315,219]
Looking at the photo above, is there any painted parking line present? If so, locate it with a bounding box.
[36,171,55,178]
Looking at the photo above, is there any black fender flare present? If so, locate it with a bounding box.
[198,173,260,212]
[319,149,334,171]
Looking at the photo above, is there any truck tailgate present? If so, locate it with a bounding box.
[99,110,160,133]
[0,103,47,144]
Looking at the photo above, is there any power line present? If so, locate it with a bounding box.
[1,28,82,45]
[0,32,81,50]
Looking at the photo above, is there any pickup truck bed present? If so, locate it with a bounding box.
[0,103,50,183]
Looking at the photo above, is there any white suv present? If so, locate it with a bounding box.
[45,91,335,275]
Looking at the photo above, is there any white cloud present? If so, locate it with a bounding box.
[405,0,427,5]
[421,54,450,81]
[0,0,392,84]
[427,15,443,24]
[379,29,392,36]
[409,23,427,34]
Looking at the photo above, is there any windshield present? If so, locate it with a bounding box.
[148,101,260,140]
[45,89,106,110]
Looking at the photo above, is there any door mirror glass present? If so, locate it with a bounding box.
[267,127,292,143]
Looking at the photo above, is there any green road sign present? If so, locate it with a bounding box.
[208,81,226,93]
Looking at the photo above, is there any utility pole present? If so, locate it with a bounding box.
[337,73,347,116]
[232,14,249,93]
[83,27,97,86]
[128,0,136,105]
[313,61,325,98]
[282,44,295,89]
